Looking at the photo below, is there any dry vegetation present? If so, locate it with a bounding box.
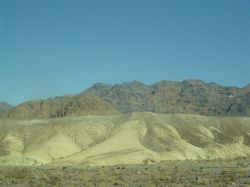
[0,158,249,186]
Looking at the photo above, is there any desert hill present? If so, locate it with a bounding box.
[82,79,250,116]
[0,113,250,166]
[0,102,13,114]
[6,95,118,119]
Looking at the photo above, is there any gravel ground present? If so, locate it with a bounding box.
[0,158,250,187]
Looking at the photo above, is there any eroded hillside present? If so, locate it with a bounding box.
[0,113,250,166]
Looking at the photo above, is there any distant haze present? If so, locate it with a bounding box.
[0,0,249,105]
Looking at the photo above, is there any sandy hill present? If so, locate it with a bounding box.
[6,95,118,119]
[0,102,13,114]
[0,113,250,166]
[82,80,250,116]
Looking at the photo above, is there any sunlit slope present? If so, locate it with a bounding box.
[1,113,250,166]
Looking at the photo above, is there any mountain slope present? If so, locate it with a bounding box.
[82,80,250,116]
[5,79,250,119]
[6,95,118,119]
[0,113,250,166]
[0,102,13,114]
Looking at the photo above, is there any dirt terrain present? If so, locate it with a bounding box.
[0,158,249,186]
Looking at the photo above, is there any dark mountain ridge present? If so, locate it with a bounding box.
[82,79,250,116]
[4,79,250,119]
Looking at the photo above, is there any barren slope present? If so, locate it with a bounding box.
[0,102,13,114]
[0,113,250,166]
[6,95,118,119]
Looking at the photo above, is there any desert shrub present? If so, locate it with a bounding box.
[5,168,31,179]
[0,173,4,180]
[48,175,60,185]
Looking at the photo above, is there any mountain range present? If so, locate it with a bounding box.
[82,79,250,116]
[2,79,250,119]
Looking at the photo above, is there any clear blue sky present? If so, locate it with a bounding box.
[0,0,250,105]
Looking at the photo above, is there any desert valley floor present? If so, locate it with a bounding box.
[0,158,250,186]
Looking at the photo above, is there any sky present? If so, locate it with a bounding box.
[0,0,250,105]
